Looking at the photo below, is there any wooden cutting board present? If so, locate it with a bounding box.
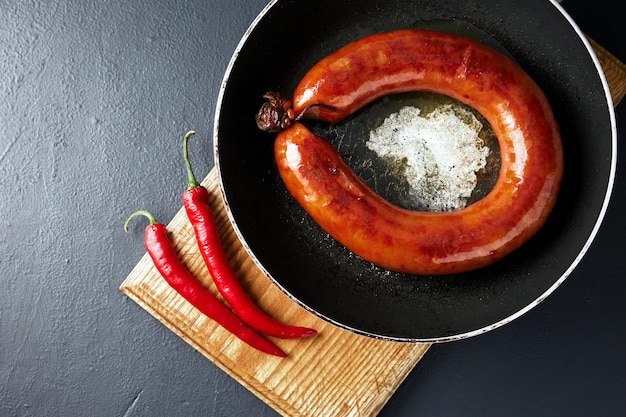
[120,40,626,417]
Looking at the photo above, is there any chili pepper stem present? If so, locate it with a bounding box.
[124,210,157,232]
[183,130,200,189]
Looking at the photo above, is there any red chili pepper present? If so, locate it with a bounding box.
[181,131,317,339]
[124,210,286,357]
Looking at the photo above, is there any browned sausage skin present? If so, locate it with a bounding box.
[259,29,563,275]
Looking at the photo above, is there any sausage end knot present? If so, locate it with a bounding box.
[256,91,295,133]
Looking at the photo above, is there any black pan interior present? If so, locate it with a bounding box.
[215,0,615,341]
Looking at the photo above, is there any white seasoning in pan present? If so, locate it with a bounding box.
[366,104,489,212]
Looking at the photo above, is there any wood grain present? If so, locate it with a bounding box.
[121,167,430,417]
[588,37,626,105]
[120,42,625,417]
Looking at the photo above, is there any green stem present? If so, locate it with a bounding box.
[183,130,200,189]
[124,210,157,232]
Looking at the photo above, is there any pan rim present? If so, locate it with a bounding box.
[213,0,618,343]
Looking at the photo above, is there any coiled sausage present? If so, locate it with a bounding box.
[257,29,563,275]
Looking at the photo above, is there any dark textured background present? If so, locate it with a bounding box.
[1,1,624,416]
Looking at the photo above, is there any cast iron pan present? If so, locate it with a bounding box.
[214,0,616,342]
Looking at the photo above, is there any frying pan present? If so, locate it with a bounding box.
[214,0,616,342]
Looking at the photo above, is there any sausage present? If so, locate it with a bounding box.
[260,29,563,275]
